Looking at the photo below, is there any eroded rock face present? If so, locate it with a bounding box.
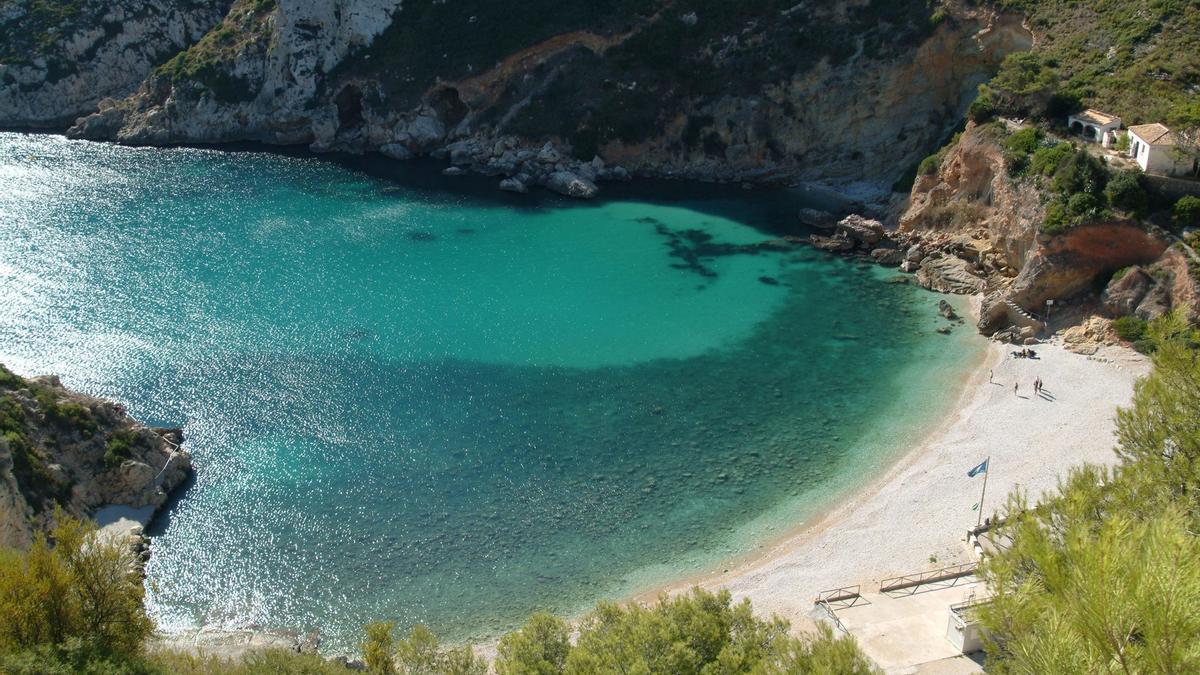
[977,222,1168,333]
[1102,267,1154,316]
[915,254,986,294]
[0,0,229,128]
[0,367,191,549]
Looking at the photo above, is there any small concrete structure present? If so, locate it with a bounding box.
[1127,123,1199,177]
[819,574,986,673]
[1068,109,1121,143]
[946,599,988,655]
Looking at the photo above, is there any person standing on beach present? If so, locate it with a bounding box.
[1014,382,1019,396]
[989,369,993,383]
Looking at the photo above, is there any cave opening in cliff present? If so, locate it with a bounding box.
[335,85,365,129]
[428,86,469,129]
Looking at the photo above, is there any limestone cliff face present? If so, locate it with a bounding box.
[0,0,229,128]
[67,0,1029,199]
[900,121,1042,271]
[0,365,191,549]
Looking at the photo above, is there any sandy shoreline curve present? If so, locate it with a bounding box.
[641,316,1150,633]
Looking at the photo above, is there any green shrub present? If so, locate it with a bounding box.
[1174,195,1200,228]
[1051,149,1106,197]
[0,516,153,658]
[1027,142,1073,177]
[496,612,570,675]
[33,390,97,438]
[103,430,139,468]
[1001,126,1042,174]
[362,621,396,674]
[967,90,994,123]
[1112,315,1148,342]
[1002,127,1042,156]
[1042,199,1069,235]
[1104,169,1147,215]
[917,152,943,175]
[1067,192,1101,219]
[988,52,1058,117]
[0,364,23,390]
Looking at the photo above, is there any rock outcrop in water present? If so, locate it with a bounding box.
[0,364,190,549]
[36,0,1030,199]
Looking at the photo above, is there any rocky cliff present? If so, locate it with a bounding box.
[0,0,230,129]
[62,0,1029,199]
[896,121,1193,337]
[0,364,190,550]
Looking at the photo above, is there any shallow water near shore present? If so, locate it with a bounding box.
[0,133,981,650]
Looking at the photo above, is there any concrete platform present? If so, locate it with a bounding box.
[827,575,985,674]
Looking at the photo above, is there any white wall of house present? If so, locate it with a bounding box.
[1068,114,1121,142]
[1129,133,1194,177]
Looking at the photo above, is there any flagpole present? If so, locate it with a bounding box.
[975,455,991,529]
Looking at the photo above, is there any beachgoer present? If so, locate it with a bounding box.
[989,369,993,383]
[1014,382,1019,396]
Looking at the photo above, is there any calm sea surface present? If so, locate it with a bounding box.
[0,133,981,649]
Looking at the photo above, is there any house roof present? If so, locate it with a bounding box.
[1128,123,1176,146]
[1072,109,1120,126]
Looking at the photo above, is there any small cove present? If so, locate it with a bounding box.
[0,133,982,650]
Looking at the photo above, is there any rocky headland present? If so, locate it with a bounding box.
[0,364,190,551]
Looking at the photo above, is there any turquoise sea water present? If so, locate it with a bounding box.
[0,133,981,649]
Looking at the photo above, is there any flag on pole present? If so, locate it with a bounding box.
[967,459,989,478]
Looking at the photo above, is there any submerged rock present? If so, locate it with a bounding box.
[499,177,529,194]
[798,208,836,230]
[809,234,854,253]
[938,299,958,320]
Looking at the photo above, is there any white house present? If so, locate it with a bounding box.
[1127,123,1198,177]
[1068,109,1122,144]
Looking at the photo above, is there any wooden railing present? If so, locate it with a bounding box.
[815,584,861,605]
[813,585,862,636]
[879,562,977,594]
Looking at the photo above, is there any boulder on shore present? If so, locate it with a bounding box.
[870,247,904,266]
[1101,267,1153,316]
[835,214,885,247]
[915,255,985,294]
[545,171,598,199]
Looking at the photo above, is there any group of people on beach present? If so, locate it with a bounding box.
[1010,348,1038,359]
[987,368,1046,398]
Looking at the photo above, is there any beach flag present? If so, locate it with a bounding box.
[968,459,989,478]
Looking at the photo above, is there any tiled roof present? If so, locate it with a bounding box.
[1072,109,1120,126]
[1127,123,1175,146]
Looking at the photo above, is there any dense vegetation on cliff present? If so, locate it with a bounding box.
[1,365,84,513]
[979,314,1200,671]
